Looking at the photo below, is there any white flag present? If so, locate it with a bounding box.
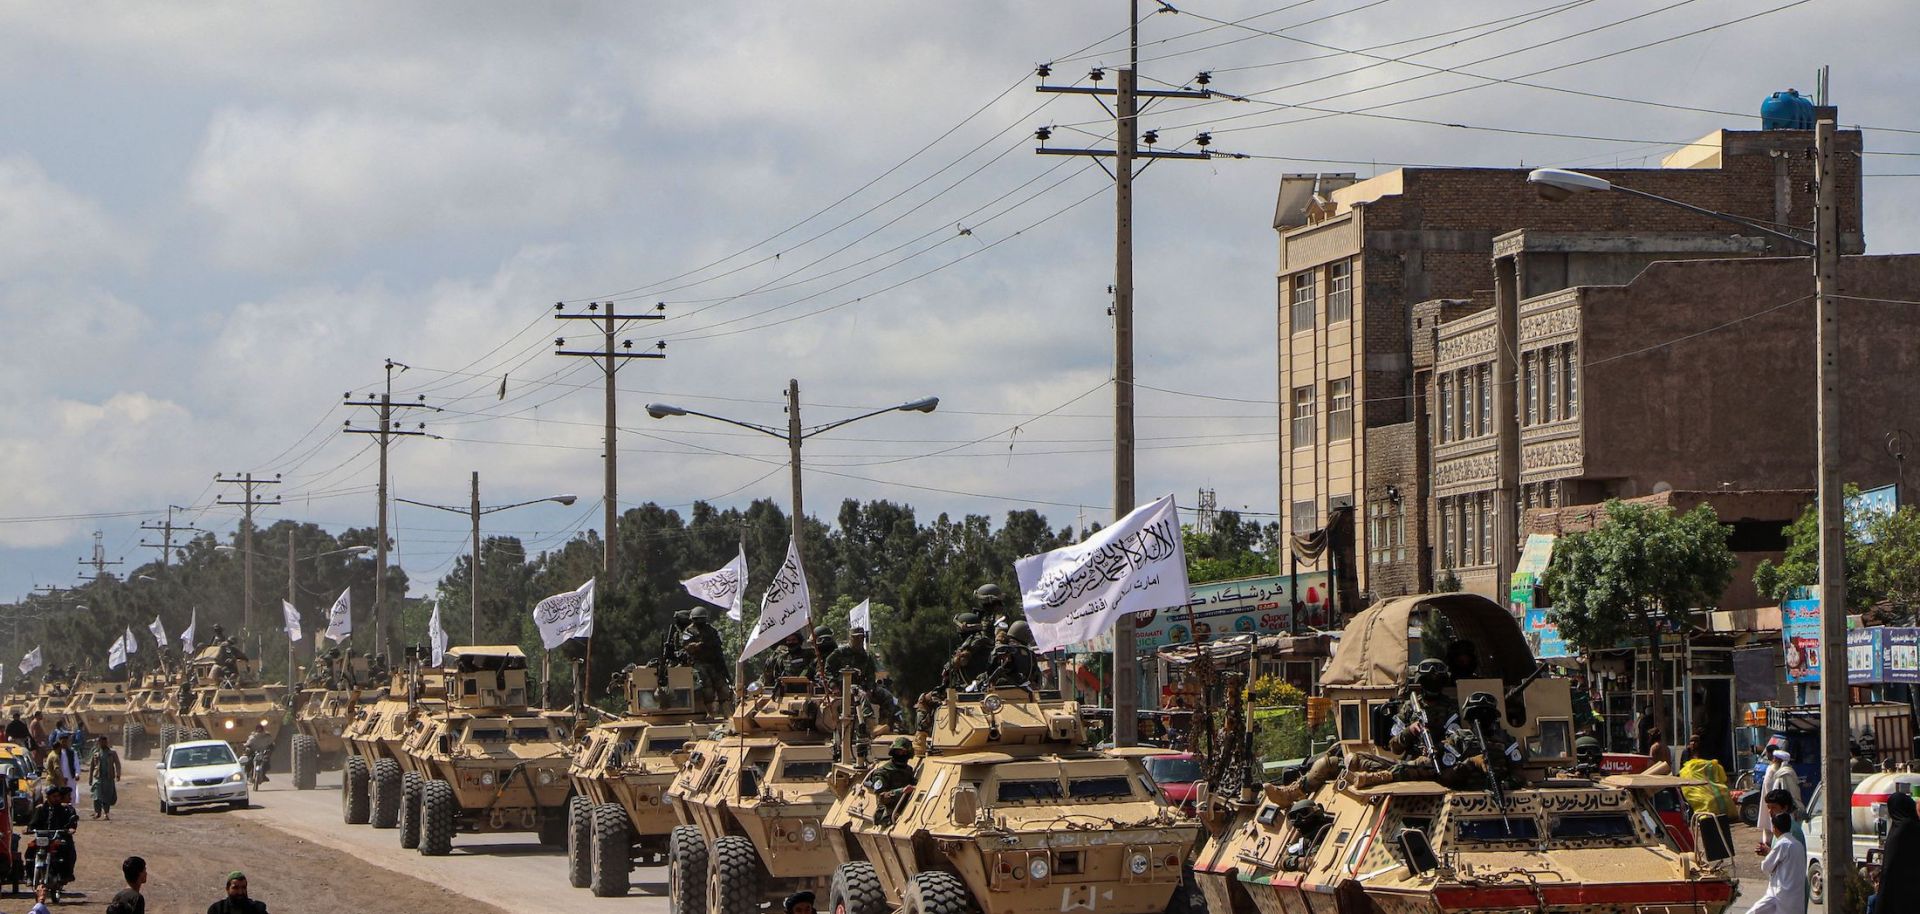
[123,625,138,655]
[741,539,811,662]
[532,578,596,649]
[19,646,42,676]
[682,547,749,622]
[1016,494,1190,653]
[849,599,872,634]
[428,602,449,667]
[148,615,167,647]
[180,609,197,651]
[108,629,135,670]
[324,588,352,643]
[282,600,303,643]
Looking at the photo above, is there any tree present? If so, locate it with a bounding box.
[1543,500,1735,742]
[1753,484,1881,611]
[1861,506,1920,624]
[1184,510,1279,584]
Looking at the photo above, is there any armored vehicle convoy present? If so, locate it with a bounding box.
[1189,593,1739,914]
[129,667,181,757]
[341,650,447,827]
[666,677,854,914]
[565,663,719,897]
[74,681,133,753]
[173,645,287,759]
[290,650,382,790]
[823,685,1199,914]
[395,646,576,856]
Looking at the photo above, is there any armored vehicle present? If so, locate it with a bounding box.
[1189,593,1739,914]
[130,667,183,757]
[823,685,1198,914]
[341,651,446,827]
[289,651,382,790]
[666,677,855,914]
[394,646,576,856]
[74,681,134,753]
[566,663,720,896]
[172,646,287,760]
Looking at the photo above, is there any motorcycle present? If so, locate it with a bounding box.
[239,747,272,788]
[27,828,70,902]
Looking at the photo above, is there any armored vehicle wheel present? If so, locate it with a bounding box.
[903,872,975,914]
[342,756,371,825]
[370,758,401,828]
[829,862,885,914]
[292,734,319,790]
[121,724,143,760]
[566,796,592,888]
[419,779,455,857]
[399,772,423,849]
[708,835,763,914]
[668,825,708,914]
[159,725,174,749]
[590,802,633,897]
[189,727,210,741]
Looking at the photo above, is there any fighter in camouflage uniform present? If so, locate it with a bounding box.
[984,621,1040,688]
[678,606,732,711]
[863,736,918,826]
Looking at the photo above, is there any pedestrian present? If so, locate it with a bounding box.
[1871,791,1918,914]
[783,891,816,914]
[1761,750,1804,815]
[87,735,121,820]
[42,735,79,795]
[1643,725,1668,768]
[207,871,267,914]
[1679,739,1733,851]
[27,712,46,752]
[107,855,147,914]
[1749,811,1808,914]
[5,712,28,748]
[1759,788,1806,848]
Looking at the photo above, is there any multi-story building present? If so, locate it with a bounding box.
[1275,121,1864,604]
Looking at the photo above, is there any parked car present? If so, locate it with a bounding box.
[155,739,249,814]
[1143,751,1201,812]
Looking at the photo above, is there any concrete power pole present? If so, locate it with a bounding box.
[76,530,125,580]
[344,360,437,662]
[1035,3,1214,747]
[215,473,281,635]
[554,301,666,588]
[139,506,201,568]
[1812,103,1855,912]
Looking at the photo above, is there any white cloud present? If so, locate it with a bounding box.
[0,392,195,549]
[187,108,621,269]
[0,157,142,276]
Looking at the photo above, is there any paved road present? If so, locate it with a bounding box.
[132,757,671,914]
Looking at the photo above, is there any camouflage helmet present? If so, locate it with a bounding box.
[1574,734,1603,758]
[673,610,690,623]
[973,583,1006,607]
[954,611,983,632]
[1460,690,1501,725]
[888,735,913,756]
[689,606,711,621]
[814,632,838,652]
[1007,620,1034,645]
[1412,658,1453,692]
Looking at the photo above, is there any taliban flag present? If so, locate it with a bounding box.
[19,646,42,677]
[428,602,449,667]
[1017,494,1190,653]
[282,600,303,643]
[681,547,748,621]
[741,539,810,662]
[148,614,167,647]
[532,578,596,649]
[107,628,137,670]
[848,599,872,634]
[179,609,197,651]
[324,588,352,643]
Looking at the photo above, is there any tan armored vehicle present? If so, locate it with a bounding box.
[172,646,287,757]
[667,674,904,914]
[565,663,719,896]
[130,667,183,757]
[393,646,576,856]
[823,685,1198,914]
[341,650,446,827]
[1190,593,1739,914]
[74,681,134,753]
[290,651,383,790]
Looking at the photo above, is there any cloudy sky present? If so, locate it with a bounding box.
[4,0,1916,600]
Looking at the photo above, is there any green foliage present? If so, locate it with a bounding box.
[1184,510,1280,584]
[1543,501,1736,651]
[1434,568,1462,593]
[1246,675,1319,763]
[1861,506,1920,622]
[1753,485,1878,610]
[1245,674,1304,708]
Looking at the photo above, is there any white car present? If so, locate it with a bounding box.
[156,739,249,814]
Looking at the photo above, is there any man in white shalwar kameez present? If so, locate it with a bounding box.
[1750,811,1807,914]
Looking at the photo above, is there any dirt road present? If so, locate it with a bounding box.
[118,757,670,913]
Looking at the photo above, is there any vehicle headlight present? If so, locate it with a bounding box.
[1129,853,1149,875]
[982,695,1004,713]
[1028,857,1050,880]
[538,769,554,785]
[801,824,819,843]
[167,776,188,788]
[480,772,495,786]
[228,772,245,783]
[259,719,270,727]
[332,727,343,736]
[223,720,235,730]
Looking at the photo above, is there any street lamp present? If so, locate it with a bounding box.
[645,380,938,546]
[1530,118,1851,899]
[397,473,577,644]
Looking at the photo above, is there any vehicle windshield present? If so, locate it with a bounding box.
[169,744,237,768]
[1144,756,1202,783]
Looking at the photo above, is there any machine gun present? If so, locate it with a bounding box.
[1470,717,1513,834]
[1408,694,1444,776]
[1503,661,1551,727]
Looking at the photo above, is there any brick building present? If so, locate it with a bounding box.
[1275,123,1865,603]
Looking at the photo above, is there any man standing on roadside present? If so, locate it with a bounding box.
[207,872,267,914]
[88,736,121,820]
[107,856,146,914]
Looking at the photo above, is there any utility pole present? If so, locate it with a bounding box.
[787,380,804,546]
[215,472,281,635]
[471,471,482,644]
[344,360,438,662]
[75,530,125,580]
[1812,98,1854,912]
[1035,1,1213,748]
[555,301,666,587]
[139,506,200,568]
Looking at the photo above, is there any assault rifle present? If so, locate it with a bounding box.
[1471,717,1513,834]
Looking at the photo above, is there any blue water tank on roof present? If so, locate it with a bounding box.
[1761,89,1815,130]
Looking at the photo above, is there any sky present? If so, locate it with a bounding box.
[4,0,1918,602]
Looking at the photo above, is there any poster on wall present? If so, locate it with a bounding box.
[1849,627,1884,684]
[1886,628,1920,684]
[1524,608,1573,659]
[1781,598,1822,684]
[1124,572,1332,652]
